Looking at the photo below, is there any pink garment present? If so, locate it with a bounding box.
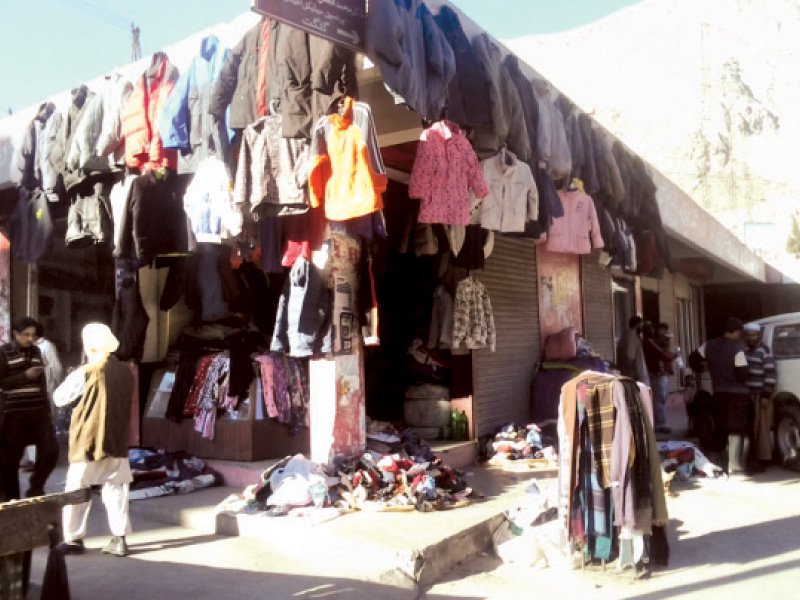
[544,189,604,254]
[255,355,279,419]
[409,120,489,225]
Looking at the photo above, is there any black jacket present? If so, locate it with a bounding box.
[112,266,149,362]
[9,187,53,264]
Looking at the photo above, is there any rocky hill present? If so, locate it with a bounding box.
[506,0,800,272]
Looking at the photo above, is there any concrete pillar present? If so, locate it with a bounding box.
[309,230,366,464]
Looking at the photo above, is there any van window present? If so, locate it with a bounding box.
[772,323,800,359]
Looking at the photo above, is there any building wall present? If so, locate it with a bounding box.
[581,252,614,361]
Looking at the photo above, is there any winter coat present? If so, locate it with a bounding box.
[116,169,189,265]
[591,125,625,208]
[65,181,113,248]
[366,0,455,122]
[544,189,604,254]
[308,97,387,221]
[210,20,274,131]
[470,34,530,161]
[431,5,491,127]
[9,188,53,263]
[53,85,95,192]
[503,54,541,166]
[273,23,359,139]
[183,156,242,243]
[270,256,332,357]
[531,78,571,180]
[159,35,232,173]
[410,120,488,225]
[234,114,310,219]
[478,148,538,232]
[121,52,179,171]
[13,102,62,192]
[66,74,133,175]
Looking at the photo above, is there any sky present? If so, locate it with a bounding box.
[0,0,642,114]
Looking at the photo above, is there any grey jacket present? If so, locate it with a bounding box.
[66,74,132,174]
[366,0,455,122]
[469,34,530,161]
[65,181,113,248]
[531,77,571,180]
[13,102,62,192]
[53,85,95,192]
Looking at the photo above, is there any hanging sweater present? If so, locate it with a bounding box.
[544,189,604,255]
[308,97,387,221]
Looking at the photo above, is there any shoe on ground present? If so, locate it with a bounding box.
[101,536,129,557]
[58,540,86,555]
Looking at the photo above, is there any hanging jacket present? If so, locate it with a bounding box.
[13,102,62,192]
[8,188,53,263]
[112,264,150,362]
[544,189,604,254]
[66,73,133,174]
[183,156,242,243]
[159,35,232,173]
[65,181,113,248]
[431,5,491,128]
[274,23,359,139]
[409,120,489,225]
[478,148,538,233]
[452,275,496,352]
[470,34,530,161]
[366,0,455,121]
[308,97,387,221]
[531,78,571,180]
[270,256,332,357]
[116,169,189,265]
[121,52,179,171]
[234,114,310,219]
[53,85,95,192]
[109,173,137,253]
[503,54,541,167]
[210,19,275,130]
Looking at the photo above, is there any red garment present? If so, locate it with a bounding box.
[121,52,179,171]
[183,355,215,417]
[281,207,326,267]
[256,21,271,118]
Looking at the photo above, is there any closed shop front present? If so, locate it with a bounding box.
[472,237,540,437]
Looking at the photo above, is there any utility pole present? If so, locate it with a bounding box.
[131,22,142,61]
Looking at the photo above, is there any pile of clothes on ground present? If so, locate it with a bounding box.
[487,423,558,468]
[658,440,725,481]
[219,423,473,517]
[128,449,222,500]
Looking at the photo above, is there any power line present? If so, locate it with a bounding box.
[53,0,131,31]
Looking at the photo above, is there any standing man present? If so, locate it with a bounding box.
[616,316,650,385]
[54,323,134,557]
[743,322,776,471]
[643,322,676,434]
[695,317,750,475]
[0,316,59,500]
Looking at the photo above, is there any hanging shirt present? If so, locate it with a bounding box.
[544,189,604,255]
[452,276,496,352]
[183,156,242,243]
[478,148,538,232]
[409,120,489,225]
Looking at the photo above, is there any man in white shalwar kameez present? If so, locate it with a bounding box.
[54,323,134,557]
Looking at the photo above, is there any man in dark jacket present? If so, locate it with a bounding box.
[0,316,59,500]
[643,321,676,434]
[694,317,750,475]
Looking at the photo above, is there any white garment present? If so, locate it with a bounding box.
[54,368,86,408]
[479,148,538,232]
[62,458,132,542]
[36,337,63,400]
[183,156,242,243]
[110,174,137,252]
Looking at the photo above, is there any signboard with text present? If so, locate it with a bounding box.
[252,0,366,52]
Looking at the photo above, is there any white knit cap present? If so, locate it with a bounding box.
[743,322,761,332]
[81,323,119,355]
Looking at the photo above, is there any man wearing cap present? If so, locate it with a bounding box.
[694,317,750,475]
[54,323,134,557]
[743,322,776,471]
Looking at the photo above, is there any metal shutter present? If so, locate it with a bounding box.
[472,237,540,437]
[581,253,614,360]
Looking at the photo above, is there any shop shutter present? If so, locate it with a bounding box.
[472,237,540,437]
[581,253,614,360]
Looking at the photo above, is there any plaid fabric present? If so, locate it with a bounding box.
[586,380,615,488]
[622,379,652,512]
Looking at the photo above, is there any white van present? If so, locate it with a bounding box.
[754,312,800,471]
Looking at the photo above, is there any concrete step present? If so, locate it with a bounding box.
[126,463,551,592]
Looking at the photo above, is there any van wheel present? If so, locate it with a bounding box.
[775,405,800,472]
